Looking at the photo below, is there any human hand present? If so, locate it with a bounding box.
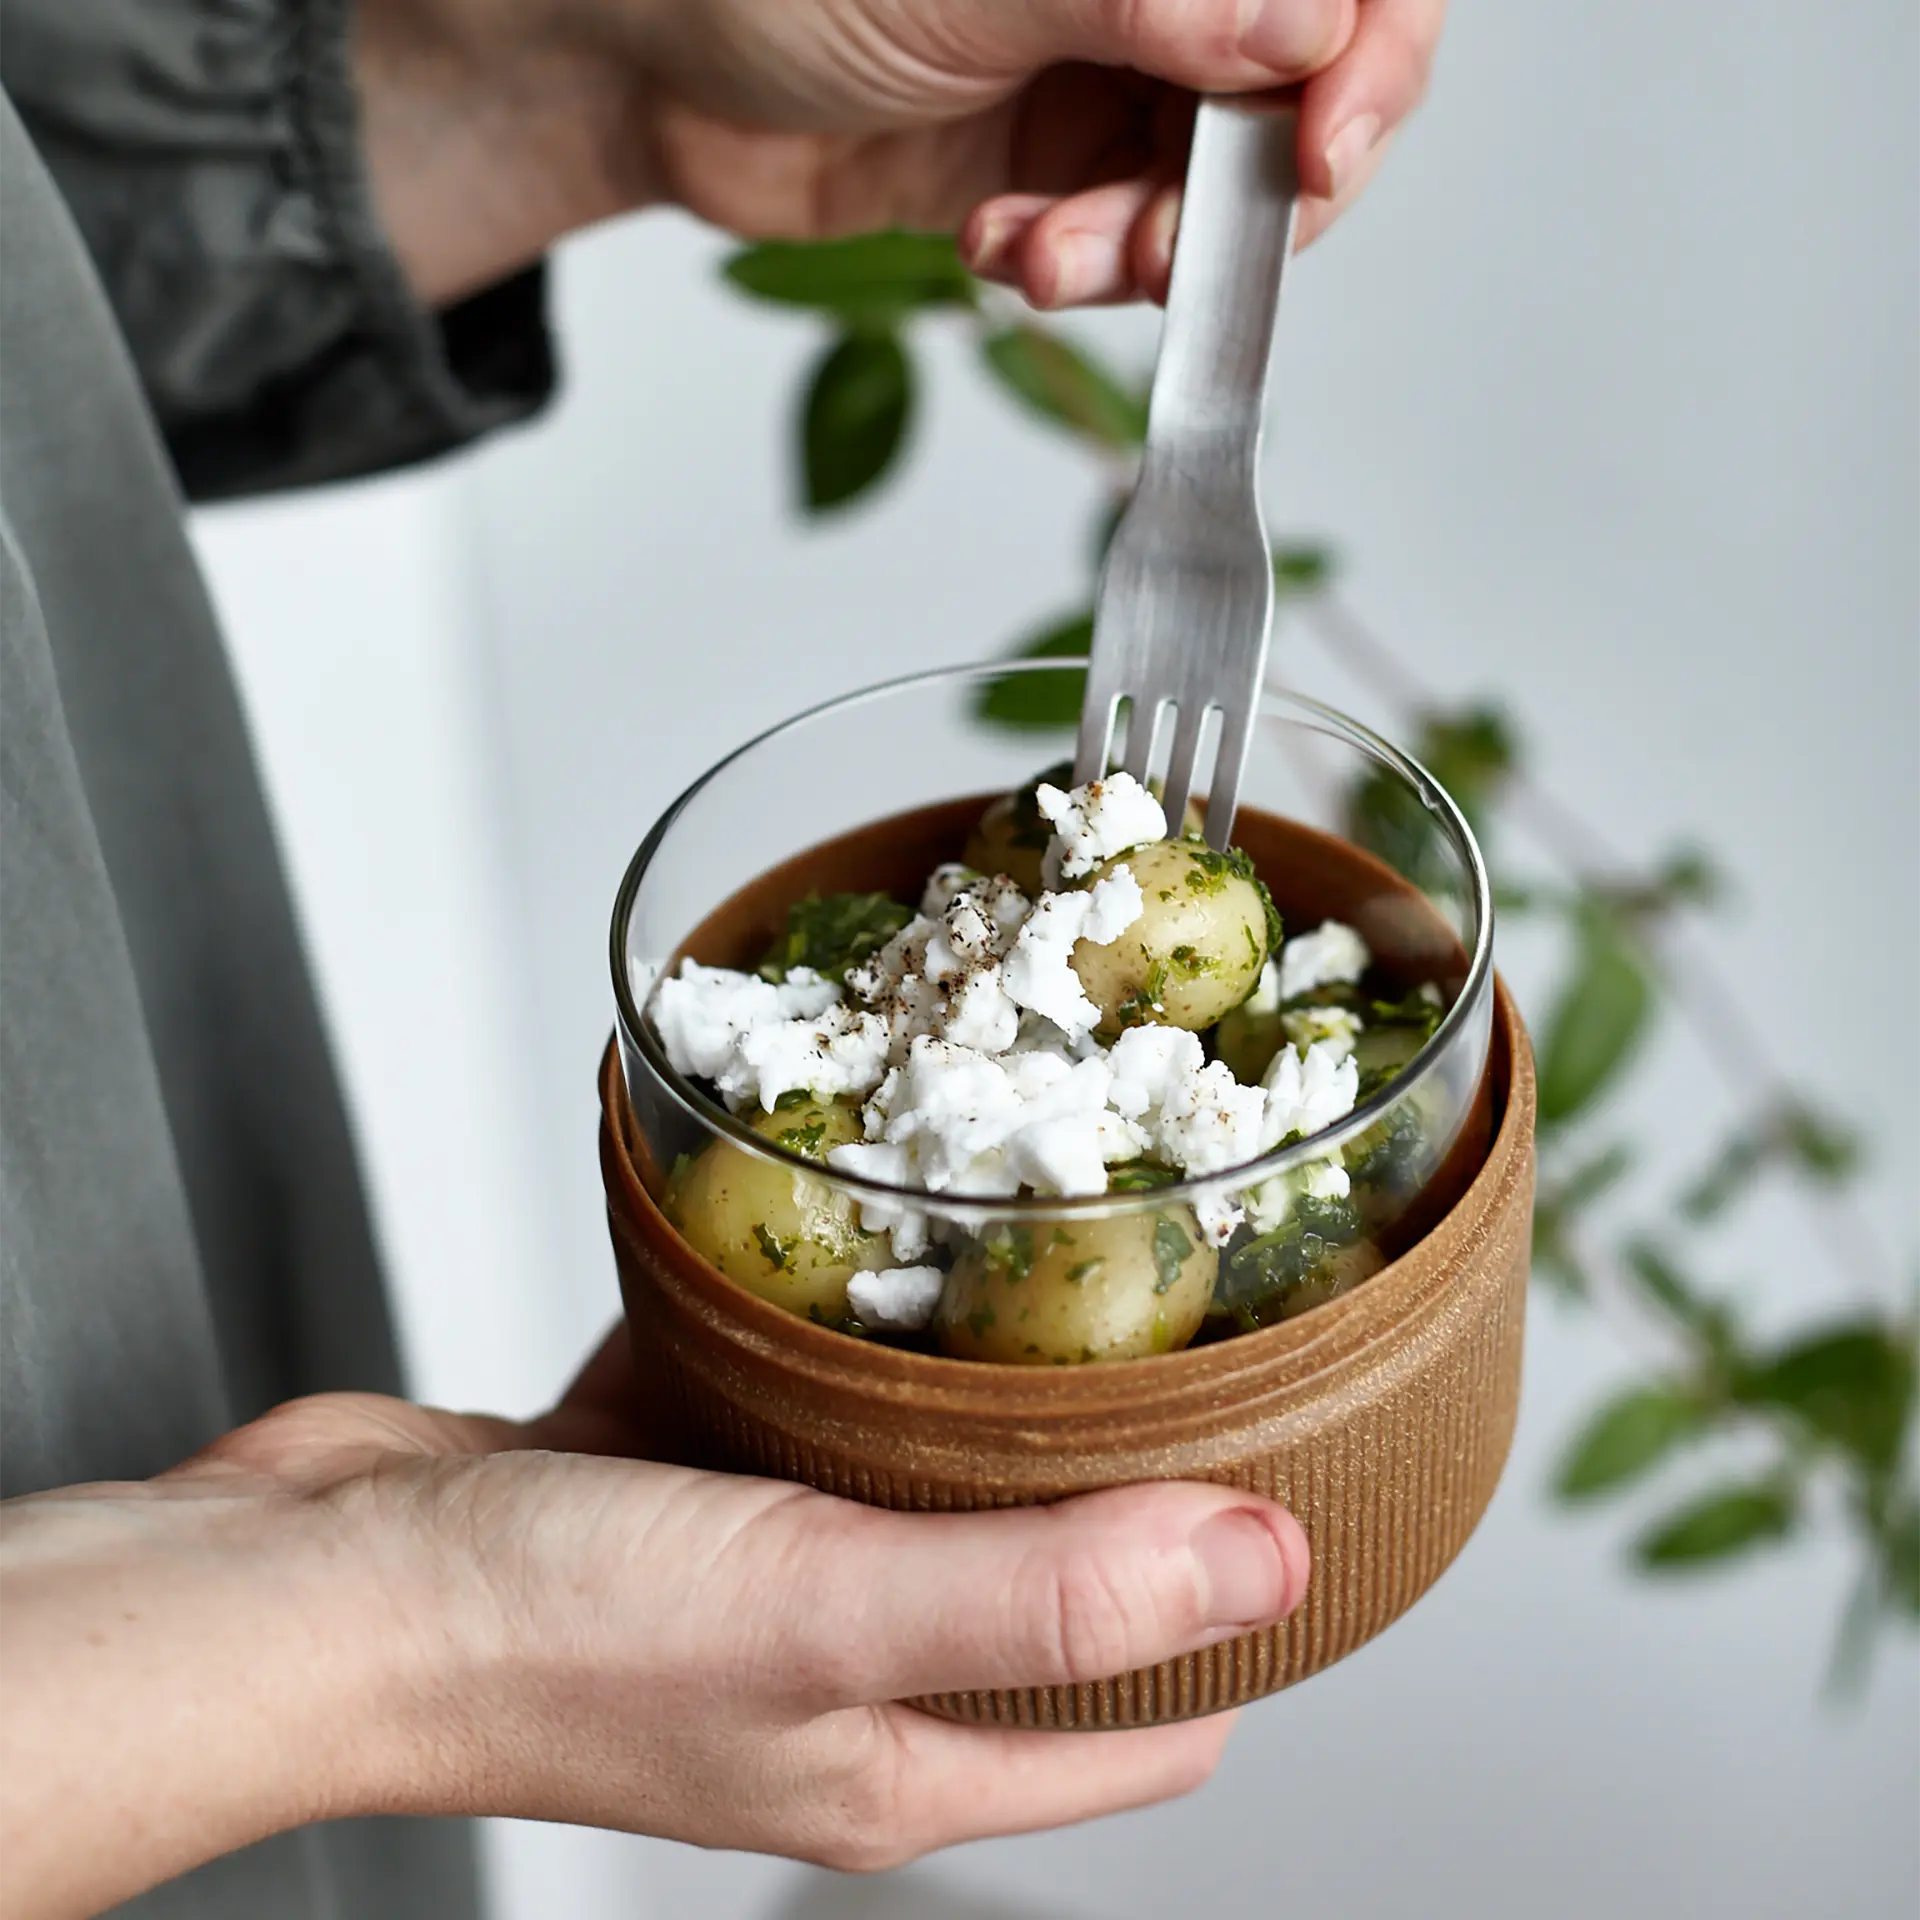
[359,0,1446,306]
[0,1330,1308,1914]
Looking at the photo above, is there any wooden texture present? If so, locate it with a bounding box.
[598,978,1534,1728]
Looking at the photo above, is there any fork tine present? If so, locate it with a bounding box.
[1121,697,1169,786]
[1073,674,1121,788]
[1205,703,1258,851]
[1159,703,1211,832]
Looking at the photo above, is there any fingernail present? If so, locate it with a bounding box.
[1323,113,1381,199]
[1192,1509,1296,1628]
[1042,231,1116,309]
[1241,0,1348,75]
[1147,190,1181,272]
[965,209,1016,274]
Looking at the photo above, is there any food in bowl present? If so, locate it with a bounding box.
[645,768,1466,1362]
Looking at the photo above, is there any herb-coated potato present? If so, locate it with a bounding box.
[1073,839,1274,1037]
[935,1207,1214,1364]
[1352,1019,1426,1096]
[1211,1000,1286,1085]
[1277,1237,1385,1319]
[668,1096,891,1324]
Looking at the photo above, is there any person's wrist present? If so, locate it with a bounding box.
[354,0,667,306]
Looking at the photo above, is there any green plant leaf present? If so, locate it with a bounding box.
[1881,1494,1920,1618]
[1681,1103,1861,1220]
[980,326,1149,449]
[1636,1481,1796,1569]
[1273,545,1335,592]
[724,232,975,321]
[1537,907,1653,1125]
[973,612,1092,731]
[802,333,913,512]
[1530,1144,1632,1302]
[1622,1240,1742,1375]
[1343,702,1516,887]
[1734,1323,1916,1478]
[1555,1384,1701,1499]
[1781,1106,1862,1182]
[1418,707,1519,836]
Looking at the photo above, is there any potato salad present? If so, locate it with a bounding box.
[650,771,1446,1362]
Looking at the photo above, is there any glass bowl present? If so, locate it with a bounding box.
[612,662,1496,1354]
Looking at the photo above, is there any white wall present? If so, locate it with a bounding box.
[197,1,1918,1915]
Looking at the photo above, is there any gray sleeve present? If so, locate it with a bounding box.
[0,0,555,500]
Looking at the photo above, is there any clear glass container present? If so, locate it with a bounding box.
[611,662,1494,1361]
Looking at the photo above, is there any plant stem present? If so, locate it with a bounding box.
[1295,593,1900,1301]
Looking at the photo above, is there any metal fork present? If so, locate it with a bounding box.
[1073,96,1302,847]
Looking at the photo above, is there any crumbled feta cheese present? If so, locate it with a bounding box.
[920,864,979,916]
[846,874,1031,1061]
[1281,1004,1363,1060]
[1262,1039,1362,1146]
[1036,772,1167,888]
[726,1002,891,1112]
[1246,1154,1354,1234]
[1193,1188,1245,1248]
[1001,868,1142,1040]
[658,822,1385,1261]
[847,1265,946,1332]
[1154,1060,1272,1178]
[1278,920,1370,1002]
[653,961,866,1108]
[832,1038,1141,1203]
[1106,1025,1207,1120]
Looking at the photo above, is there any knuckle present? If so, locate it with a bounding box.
[1107,0,1256,74]
[1033,1548,1159,1683]
[801,1716,928,1875]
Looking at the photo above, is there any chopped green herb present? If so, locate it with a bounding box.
[772,1087,814,1113]
[1214,1195,1365,1329]
[1179,838,1282,951]
[984,1223,1036,1282]
[1066,1258,1105,1284]
[1152,1216,1194,1293]
[776,1119,828,1158]
[967,1303,998,1338]
[756,891,912,984]
[1109,1160,1179,1192]
[751,1223,797,1270]
[1168,943,1218,981]
[1048,1226,1076,1249]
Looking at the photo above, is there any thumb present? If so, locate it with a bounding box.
[774,1481,1310,1705]
[951,0,1358,91]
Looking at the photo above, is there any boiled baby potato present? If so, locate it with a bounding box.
[1277,1238,1385,1320]
[668,1095,891,1324]
[963,788,1050,897]
[1211,998,1286,1086]
[1073,839,1274,1037]
[936,1207,1214,1364]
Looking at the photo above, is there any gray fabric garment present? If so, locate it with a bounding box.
[0,62,552,1916]
[1,0,552,497]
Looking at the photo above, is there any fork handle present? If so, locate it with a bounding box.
[1144,97,1301,482]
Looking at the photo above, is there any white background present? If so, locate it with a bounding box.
[193,2,1917,1914]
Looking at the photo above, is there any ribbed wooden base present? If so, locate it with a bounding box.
[601,984,1533,1727]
